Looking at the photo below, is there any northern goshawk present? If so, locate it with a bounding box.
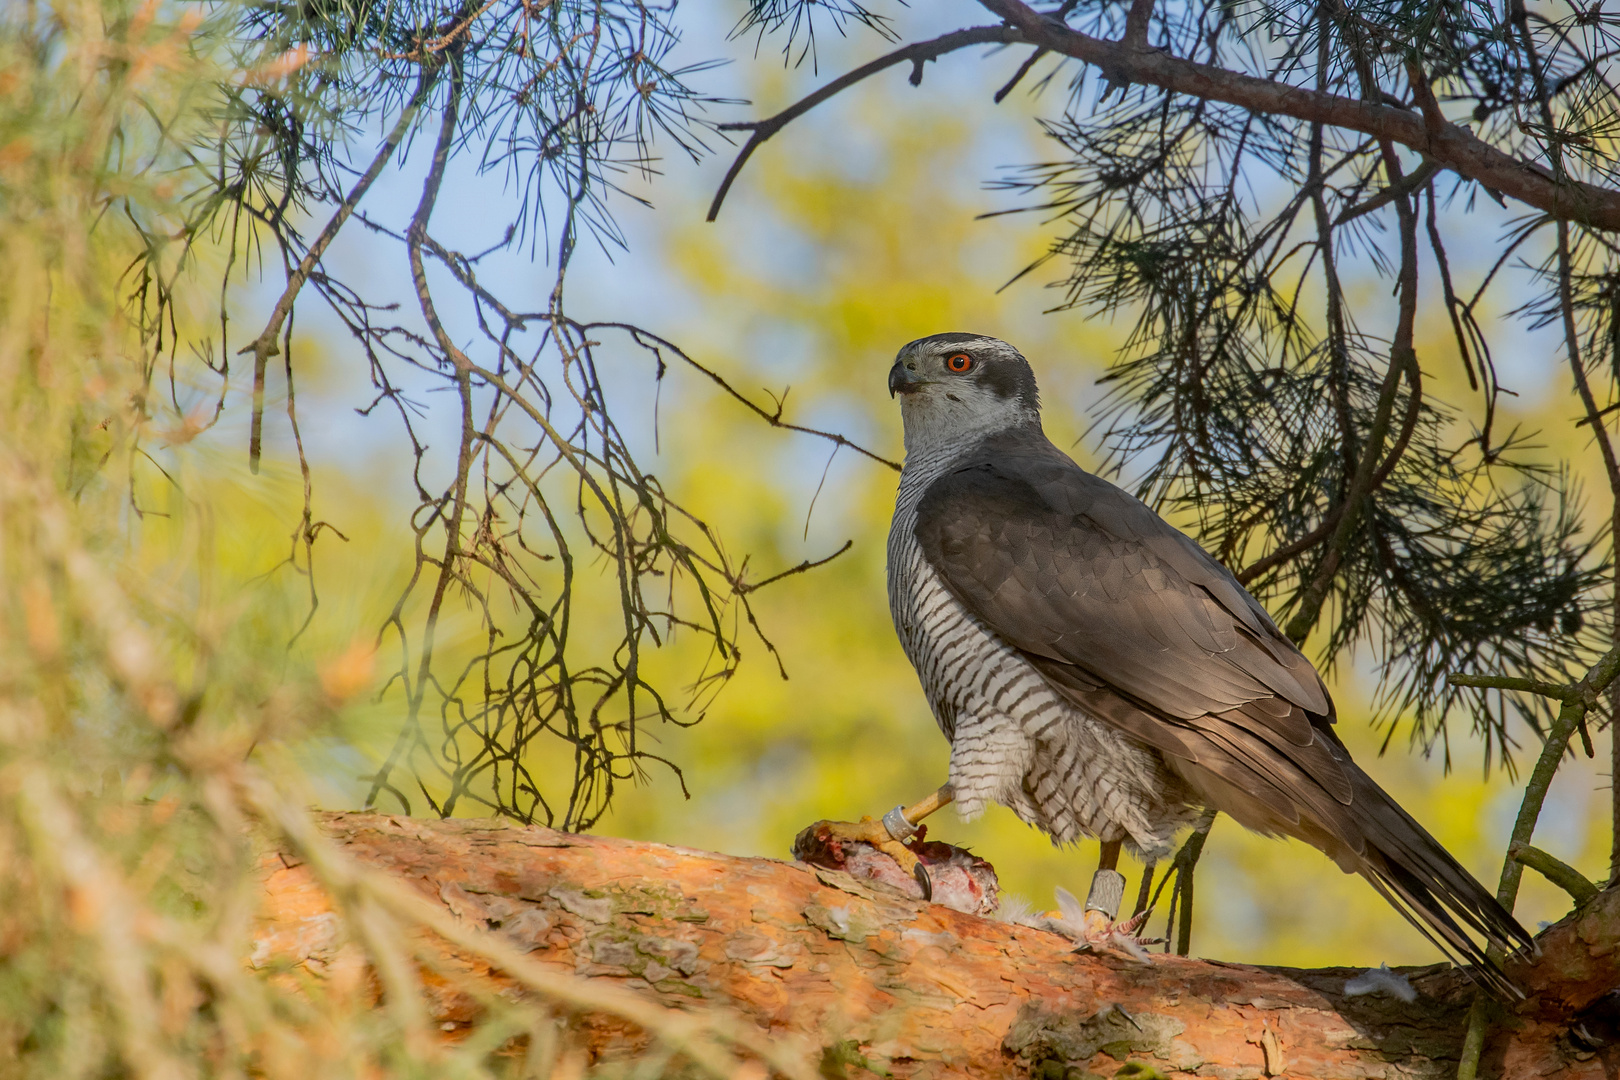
[809,332,1531,995]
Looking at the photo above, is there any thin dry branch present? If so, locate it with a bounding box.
[706,25,1022,221]
[241,64,442,473]
[976,0,1620,231]
[373,49,479,815]
[1283,138,1422,643]
[585,323,902,471]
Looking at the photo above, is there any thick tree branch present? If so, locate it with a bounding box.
[245,787,811,1079]
[706,26,1022,221]
[975,0,1620,231]
[255,812,1620,1079]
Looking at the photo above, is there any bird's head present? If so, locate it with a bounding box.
[888,333,1041,456]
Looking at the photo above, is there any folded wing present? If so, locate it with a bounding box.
[913,430,1533,996]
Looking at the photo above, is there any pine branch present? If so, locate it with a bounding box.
[1511,843,1600,907]
[976,0,1620,231]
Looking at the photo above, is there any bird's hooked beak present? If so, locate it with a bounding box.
[888,361,925,398]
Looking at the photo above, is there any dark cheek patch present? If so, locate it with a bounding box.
[977,361,1034,405]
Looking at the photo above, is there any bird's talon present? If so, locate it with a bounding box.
[876,837,921,876]
[793,817,949,903]
[794,817,889,852]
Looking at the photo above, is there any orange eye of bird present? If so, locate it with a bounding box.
[947,353,973,372]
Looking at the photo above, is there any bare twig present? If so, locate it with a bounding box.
[735,540,852,594]
[241,64,441,473]
[368,53,471,813]
[1284,138,1421,644]
[584,323,901,471]
[994,47,1048,103]
[706,26,1021,221]
[1334,159,1439,226]
[1236,506,1342,585]
[1424,184,1483,395]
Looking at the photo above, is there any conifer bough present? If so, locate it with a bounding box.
[979,0,1620,232]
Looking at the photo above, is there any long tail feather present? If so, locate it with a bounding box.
[1348,761,1533,999]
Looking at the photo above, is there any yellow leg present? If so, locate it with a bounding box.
[899,784,955,829]
[794,785,955,893]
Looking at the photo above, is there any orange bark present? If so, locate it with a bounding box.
[254,812,1620,1079]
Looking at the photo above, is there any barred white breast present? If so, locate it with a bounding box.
[887,445,1196,859]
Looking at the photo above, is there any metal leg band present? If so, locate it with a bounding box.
[1086,869,1126,920]
[882,805,918,842]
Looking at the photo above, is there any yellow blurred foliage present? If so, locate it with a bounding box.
[96,23,1609,979]
[568,97,1614,971]
[0,5,805,1073]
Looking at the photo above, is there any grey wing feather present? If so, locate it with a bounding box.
[913,430,1533,994]
[914,433,1330,729]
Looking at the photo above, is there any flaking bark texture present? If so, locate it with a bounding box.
[255,812,1620,1079]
